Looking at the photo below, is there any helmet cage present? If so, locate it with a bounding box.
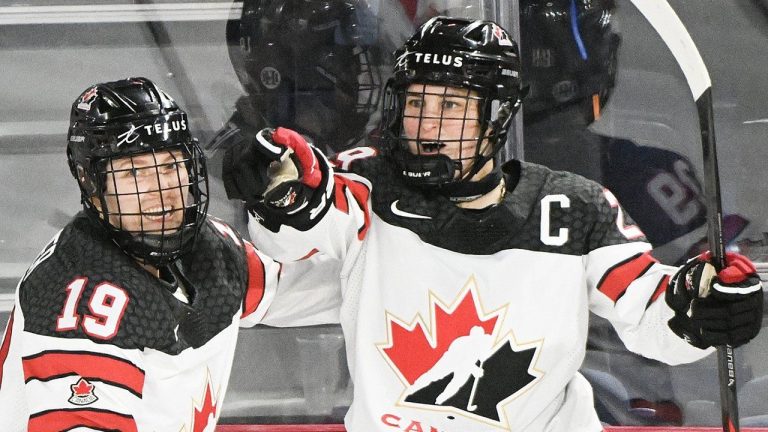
[241,45,381,150]
[520,0,619,122]
[384,80,514,186]
[382,17,522,189]
[231,0,383,152]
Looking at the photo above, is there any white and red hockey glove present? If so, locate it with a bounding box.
[666,251,763,349]
[223,127,322,212]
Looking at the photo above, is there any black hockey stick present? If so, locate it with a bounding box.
[628,1,738,431]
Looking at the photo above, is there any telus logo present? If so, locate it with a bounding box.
[413,52,464,68]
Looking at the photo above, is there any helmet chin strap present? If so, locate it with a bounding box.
[440,136,503,202]
[442,167,502,202]
[393,138,503,202]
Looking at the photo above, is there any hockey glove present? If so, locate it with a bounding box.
[223,127,322,211]
[666,251,763,349]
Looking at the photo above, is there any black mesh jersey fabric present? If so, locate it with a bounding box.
[345,155,640,256]
[19,212,248,354]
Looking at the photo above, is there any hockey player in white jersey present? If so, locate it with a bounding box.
[222,17,763,431]
[0,78,313,431]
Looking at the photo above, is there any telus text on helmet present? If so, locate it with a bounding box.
[142,119,187,136]
[116,120,188,147]
[413,53,463,68]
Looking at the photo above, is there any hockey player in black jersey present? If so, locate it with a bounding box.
[220,0,381,155]
[205,0,383,235]
[222,17,763,431]
[0,78,294,431]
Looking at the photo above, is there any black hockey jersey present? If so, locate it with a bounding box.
[0,212,280,432]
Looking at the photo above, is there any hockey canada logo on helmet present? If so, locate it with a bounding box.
[77,87,99,111]
[382,16,523,197]
[228,0,382,152]
[67,77,209,266]
[491,23,515,47]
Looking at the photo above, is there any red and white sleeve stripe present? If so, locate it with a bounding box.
[587,242,710,363]
[22,350,144,398]
[17,333,145,432]
[240,240,281,324]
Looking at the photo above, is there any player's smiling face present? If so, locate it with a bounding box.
[97,150,190,235]
[402,83,492,179]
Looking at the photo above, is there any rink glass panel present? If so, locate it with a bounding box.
[0,0,765,427]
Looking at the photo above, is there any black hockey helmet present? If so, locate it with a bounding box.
[228,0,382,153]
[520,0,620,123]
[67,77,209,266]
[382,16,523,193]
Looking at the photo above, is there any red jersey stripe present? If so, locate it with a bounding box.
[242,241,266,318]
[299,248,319,260]
[333,176,350,214]
[646,274,671,309]
[335,176,372,240]
[22,351,144,397]
[29,408,137,432]
[597,252,657,303]
[0,306,15,387]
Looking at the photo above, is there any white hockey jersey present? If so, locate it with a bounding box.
[0,213,281,432]
[247,148,712,432]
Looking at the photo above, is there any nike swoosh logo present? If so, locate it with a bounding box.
[390,200,432,220]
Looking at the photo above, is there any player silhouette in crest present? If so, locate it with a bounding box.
[409,326,495,405]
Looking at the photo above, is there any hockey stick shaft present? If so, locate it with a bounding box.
[467,360,483,411]
[698,87,738,432]
[467,378,479,411]
[628,2,738,431]
[697,89,726,270]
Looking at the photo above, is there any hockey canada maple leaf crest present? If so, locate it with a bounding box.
[378,278,543,427]
[69,377,98,406]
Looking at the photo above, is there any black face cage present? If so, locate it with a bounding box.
[293,45,382,151]
[243,43,382,152]
[351,46,382,130]
[81,141,209,267]
[383,80,512,187]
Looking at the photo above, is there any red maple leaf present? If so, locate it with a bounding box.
[80,87,98,103]
[71,378,94,396]
[192,380,217,432]
[381,287,499,384]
